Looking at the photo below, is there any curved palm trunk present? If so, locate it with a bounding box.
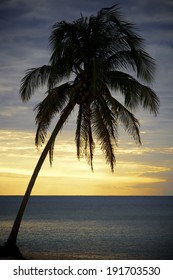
[5,100,76,250]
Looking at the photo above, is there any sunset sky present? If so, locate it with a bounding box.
[0,0,172,195]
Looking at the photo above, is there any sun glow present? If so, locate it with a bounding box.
[0,130,171,195]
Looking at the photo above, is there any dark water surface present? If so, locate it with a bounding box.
[0,196,173,259]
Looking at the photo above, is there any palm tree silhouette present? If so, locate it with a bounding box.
[1,5,159,259]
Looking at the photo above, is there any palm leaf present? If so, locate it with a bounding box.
[97,5,156,83]
[75,104,83,160]
[103,89,141,145]
[96,94,118,141]
[49,18,88,80]
[92,101,116,172]
[107,70,159,114]
[75,103,95,170]
[35,82,72,147]
[20,65,51,102]
[49,140,55,166]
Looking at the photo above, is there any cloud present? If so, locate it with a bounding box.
[0,129,172,195]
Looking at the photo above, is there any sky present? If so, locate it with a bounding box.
[0,0,173,195]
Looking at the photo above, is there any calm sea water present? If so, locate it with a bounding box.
[0,196,173,259]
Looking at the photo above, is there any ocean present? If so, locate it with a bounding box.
[0,196,173,260]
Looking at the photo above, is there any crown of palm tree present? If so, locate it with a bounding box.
[20,5,159,172]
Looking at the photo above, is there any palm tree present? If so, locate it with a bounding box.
[1,5,159,258]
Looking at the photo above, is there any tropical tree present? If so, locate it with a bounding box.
[1,5,159,258]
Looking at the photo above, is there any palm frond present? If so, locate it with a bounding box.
[20,65,51,102]
[130,50,156,83]
[96,94,118,141]
[75,103,95,170]
[107,71,159,115]
[98,5,123,26]
[85,112,95,171]
[75,104,83,160]
[35,82,72,147]
[103,89,141,145]
[117,103,141,145]
[92,101,116,172]
[44,97,77,166]
[96,5,156,83]
[49,140,55,166]
[48,98,77,166]
[49,18,88,80]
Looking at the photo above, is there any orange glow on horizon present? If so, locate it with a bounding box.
[0,130,172,196]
